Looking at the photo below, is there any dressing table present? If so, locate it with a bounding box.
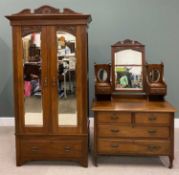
[92,39,176,168]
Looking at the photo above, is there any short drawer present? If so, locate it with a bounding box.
[135,112,170,125]
[98,125,169,138]
[96,112,131,123]
[21,139,82,158]
[97,139,170,155]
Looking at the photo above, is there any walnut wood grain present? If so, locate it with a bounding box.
[97,139,170,155]
[92,100,175,168]
[6,6,91,167]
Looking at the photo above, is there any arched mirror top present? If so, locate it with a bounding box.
[115,49,142,65]
[22,26,41,37]
[112,39,145,92]
[57,31,76,41]
[57,31,76,58]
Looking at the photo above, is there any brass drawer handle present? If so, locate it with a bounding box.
[111,143,119,148]
[64,146,71,152]
[148,115,157,121]
[111,128,119,133]
[147,145,160,152]
[31,146,39,152]
[111,115,119,120]
[148,129,157,134]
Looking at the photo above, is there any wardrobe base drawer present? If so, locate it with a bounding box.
[20,138,83,158]
[97,139,170,155]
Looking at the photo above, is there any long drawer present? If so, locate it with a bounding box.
[98,125,169,138]
[20,139,83,158]
[135,112,170,125]
[97,139,170,155]
[96,112,131,123]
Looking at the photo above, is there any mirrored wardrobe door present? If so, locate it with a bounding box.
[22,27,49,130]
[56,30,77,128]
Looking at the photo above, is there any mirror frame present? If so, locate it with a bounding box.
[97,68,108,82]
[111,39,146,93]
[149,69,160,83]
[95,64,111,84]
[146,63,164,84]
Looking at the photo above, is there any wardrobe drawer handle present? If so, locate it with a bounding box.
[111,143,119,148]
[31,146,39,152]
[111,129,119,133]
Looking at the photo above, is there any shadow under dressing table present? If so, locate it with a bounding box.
[92,39,176,168]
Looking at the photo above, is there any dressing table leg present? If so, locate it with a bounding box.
[169,156,173,168]
[93,155,98,166]
[80,159,88,167]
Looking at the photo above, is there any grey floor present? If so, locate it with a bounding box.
[0,126,179,175]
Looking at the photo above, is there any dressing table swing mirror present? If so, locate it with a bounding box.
[92,39,176,168]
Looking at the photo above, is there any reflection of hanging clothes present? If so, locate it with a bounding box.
[31,79,41,96]
[120,75,128,87]
[24,81,32,97]
[58,63,64,97]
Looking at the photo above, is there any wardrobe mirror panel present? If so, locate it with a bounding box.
[22,32,43,126]
[56,31,77,126]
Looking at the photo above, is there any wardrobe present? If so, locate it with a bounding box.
[6,5,91,166]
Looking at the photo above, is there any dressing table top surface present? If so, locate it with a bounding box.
[92,99,176,112]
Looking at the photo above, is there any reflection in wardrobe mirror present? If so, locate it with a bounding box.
[22,32,43,126]
[112,39,145,92]
[56,31,77,126]
[97,69,108,82]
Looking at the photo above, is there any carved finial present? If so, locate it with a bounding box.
[34,5,60,14]
[15,9,31,15]
[112,39,143,47]
[122,39,142,45]
[13,6,84,15]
